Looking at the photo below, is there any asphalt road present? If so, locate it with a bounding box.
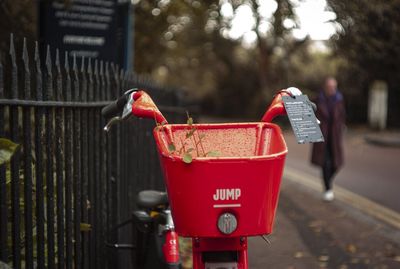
[248,178,400,269]
[283,129,400,212]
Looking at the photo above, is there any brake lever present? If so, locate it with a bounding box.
[103,90,137,132]
[104,116,122,132]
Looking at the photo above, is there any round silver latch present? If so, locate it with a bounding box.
[217,212,237,235]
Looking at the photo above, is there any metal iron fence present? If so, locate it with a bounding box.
[0,34,186,269]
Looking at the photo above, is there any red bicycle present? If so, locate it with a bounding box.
[103,88,308,269]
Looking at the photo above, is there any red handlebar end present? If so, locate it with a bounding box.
[261,90,291,122]
[131,90,168,124]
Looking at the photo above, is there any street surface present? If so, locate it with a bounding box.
[248,179,400,269]
[283,129,400,212]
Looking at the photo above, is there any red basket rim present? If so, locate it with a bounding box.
[153,121,288,162]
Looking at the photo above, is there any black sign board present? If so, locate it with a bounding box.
[282,95,324,144]
[39,0,131,69]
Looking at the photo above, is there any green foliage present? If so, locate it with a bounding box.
[182,153,193,164]
[168,143,176,153]
[80,223,92,232]
[165,112,219,163]
[2,139,72,266]
[0,138,19,165]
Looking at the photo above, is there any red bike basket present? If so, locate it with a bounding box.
[153,122,287,237]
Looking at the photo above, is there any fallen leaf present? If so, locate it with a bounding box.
[319,255,329,262]
[80,223,92,232]
[346,244,357,254]
[308,220,323,228]
[0,138,19,165]
[294,251,304,258]
[350,258,359,264]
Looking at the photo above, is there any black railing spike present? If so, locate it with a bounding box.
[45,45,53,100]
[0,56,3,98]
[106,61,109,73]
[64,51,69,70]
[9,32,21,267]
[100,60,104,77]
[106,63,110,84]
[88,58,93,100]
[9,33,18,99]
[73,53,77,71]
[94,59,98,97]
[122,70,128,92]
[119,69,124,89]
[72,53,79,101]
[105,62,110,99]
[34,41,43,100]
[94,59,98,77]
[34,41,40,66]
[64,51,72,102]
[80,56,87,101]
[119,69,124,95]
[22,38,31,99]
[55,49,63,100]
[55,48,60,68]
[87,57,92,75]
[95,60,103,100]
[46,45,52,75]
[109,62,113,71]
[9,33,16,66]
[80,56,85,72]
[22,38,29,68]
[55,49,61,78]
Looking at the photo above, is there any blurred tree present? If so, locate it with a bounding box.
[0,0,36,57]
[134,0,222,98]
[134,0,310,116]
[327,0,400,126]
[225,0,308,96]
[328,0,400,82]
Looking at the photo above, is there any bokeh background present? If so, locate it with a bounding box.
[1,0,400,126]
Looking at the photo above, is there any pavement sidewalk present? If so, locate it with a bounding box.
[364,131,400,147]
[248,178,400,269]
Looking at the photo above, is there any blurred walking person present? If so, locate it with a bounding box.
[311,77,346,201]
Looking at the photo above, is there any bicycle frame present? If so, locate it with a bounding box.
[103,89,296,269]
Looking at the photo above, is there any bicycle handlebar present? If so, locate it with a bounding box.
[102,89,168,125]
[102,88,316,127]
[101,93,130,119]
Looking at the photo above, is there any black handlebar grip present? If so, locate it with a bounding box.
[101,94,129,118]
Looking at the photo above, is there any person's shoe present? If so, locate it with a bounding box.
[323,190,334,201]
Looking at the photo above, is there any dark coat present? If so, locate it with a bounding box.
[311,91,346,170]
